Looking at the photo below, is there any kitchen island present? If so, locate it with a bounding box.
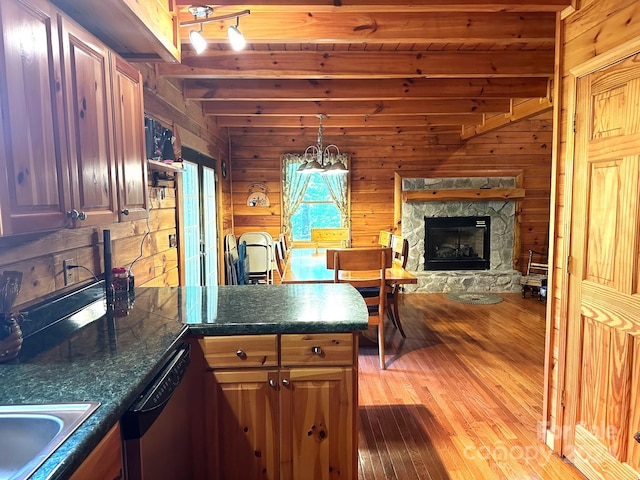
[0,284,368,480]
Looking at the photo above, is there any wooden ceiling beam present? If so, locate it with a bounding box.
[203,99,510,116]
[215,114,485,127]
[183,77,550,101]
[176,12,555,44]
[160,50,554,79]
[227,126,463,135]
[461,96,553,139]
[175,1,572,13]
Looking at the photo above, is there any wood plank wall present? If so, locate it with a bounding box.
[547,0,640,452]
[230,111,553,272]
[140,64,233,285]
[0,180,176,310]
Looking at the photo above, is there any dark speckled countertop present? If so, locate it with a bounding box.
[0,283,367,480]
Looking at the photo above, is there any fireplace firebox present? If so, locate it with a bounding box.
[424,216,490,270]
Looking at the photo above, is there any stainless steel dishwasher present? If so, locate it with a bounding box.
[121,342,192,480]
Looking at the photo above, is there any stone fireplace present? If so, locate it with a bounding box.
[401,176,522,293]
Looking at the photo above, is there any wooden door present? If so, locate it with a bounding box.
[0,0,71,234]
[565,54,640,479]
[113,56,147,222]
[279,367,354,480]
[60,17,118,227]
[207,369,279,480]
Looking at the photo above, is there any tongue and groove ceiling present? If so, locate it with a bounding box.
[162,1,569,139]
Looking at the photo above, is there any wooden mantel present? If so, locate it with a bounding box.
[402,188,526,203]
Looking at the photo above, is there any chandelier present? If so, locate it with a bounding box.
[297,114,348,175]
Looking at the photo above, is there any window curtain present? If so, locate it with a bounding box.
[321,153,349,227]
[281,154,310,239]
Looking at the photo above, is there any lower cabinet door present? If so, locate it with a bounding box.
[207,369,280,480]
[70,423,122,480]
[279,367,354,480]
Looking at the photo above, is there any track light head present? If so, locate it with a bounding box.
[189,27,207,54]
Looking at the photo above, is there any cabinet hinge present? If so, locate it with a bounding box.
[561,389,566,408]
[566,255,572,275]
[572,113,577,134]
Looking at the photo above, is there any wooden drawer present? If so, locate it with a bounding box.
[281,333,354,367]
[200,335,278,368]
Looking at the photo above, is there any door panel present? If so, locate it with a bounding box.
[202,166,218,286]
[208,369,279,480]
[279,367,353,480]
[61,18,117,227]
[182,160,201,286]
[566,54,640,480]
[0,0,70,234]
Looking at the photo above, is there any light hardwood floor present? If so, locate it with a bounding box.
[357,293,585,480]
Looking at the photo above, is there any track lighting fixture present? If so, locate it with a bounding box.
[181,6,250,53]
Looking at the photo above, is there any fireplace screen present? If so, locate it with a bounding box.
[424,216,490,270]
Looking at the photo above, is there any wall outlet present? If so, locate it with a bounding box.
[63,259,77,286]
[168,233,177,248]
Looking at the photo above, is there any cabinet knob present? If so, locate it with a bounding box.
[236,349,246,359]
[268,379,277,388]
[311,346,323,355]
[121,208,130,216]
[281,378,290,387]
[78,211,87,221]
[634,432,640,444]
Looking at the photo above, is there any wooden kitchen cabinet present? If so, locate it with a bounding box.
[59,15,118,228]
[70,422,123,480]
[201,333,357,480]
[113,56,148,222]
[0,0,71,235]
[0,0,148,235]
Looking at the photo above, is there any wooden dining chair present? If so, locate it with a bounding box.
[327,247,392,369]
[388,235,409,338]
[378,230,392,247]
[279,233,290,258]
[274,239,286,281]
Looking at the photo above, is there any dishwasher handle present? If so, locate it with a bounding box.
[122,342,190,440]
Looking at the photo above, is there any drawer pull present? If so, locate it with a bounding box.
[312,346,323,355]
[282,378,290,387]
[236,349,247,359]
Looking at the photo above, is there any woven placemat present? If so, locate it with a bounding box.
[446,292,503,304]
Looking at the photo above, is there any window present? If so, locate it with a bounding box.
[281,154,349,243]
[290,173,341,240]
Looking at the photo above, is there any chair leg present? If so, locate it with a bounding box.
[391,291,406,338]
[378,320,386,370]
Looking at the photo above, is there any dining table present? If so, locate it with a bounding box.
[281,248,418,285]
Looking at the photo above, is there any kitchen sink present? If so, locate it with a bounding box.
[0,402,100,480]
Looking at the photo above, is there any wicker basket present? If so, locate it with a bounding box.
[0,316,23,363]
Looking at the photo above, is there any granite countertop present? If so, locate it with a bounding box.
[0,283,367,480]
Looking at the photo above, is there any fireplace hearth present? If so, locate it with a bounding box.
[424,216,490,270]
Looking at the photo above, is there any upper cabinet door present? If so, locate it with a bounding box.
[0,0,71,235]
[113,56,148,222]
[60,16,118,228]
